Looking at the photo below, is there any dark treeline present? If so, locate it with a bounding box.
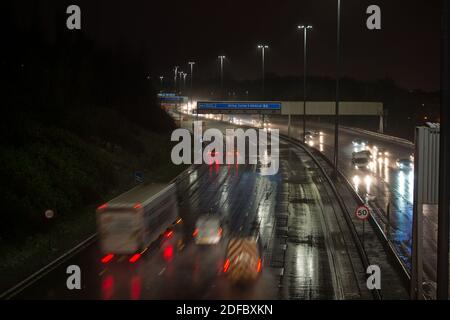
[0,3,175,239]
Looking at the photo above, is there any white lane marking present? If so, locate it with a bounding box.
[158,267,166,276]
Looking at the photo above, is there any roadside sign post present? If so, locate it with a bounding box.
[135,171,144,184]
[355,205,370,249]
[45,210,55,252]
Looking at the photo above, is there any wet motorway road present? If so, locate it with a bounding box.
[11,120,370,300]
[234,115,415,271]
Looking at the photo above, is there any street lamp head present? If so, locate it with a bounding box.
[307,25,313,29]
[257,44,269,49]
[298,25,313,30]
[297,25,305,29]
[188,61,195,65]
[218,55,226,59]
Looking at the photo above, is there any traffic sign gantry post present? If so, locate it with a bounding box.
[355,205,370,248]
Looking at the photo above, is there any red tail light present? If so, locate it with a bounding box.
[133,203,142,209]
[218,227,223,237]
[101,253,114,264]
[163,245,174,261]
[164,230,174,238]
[129,253,141,263]
[130,276,142,300]
[256,258,262,273]
[192,229,199,237]
[97,203,108,211]
[102,275,114,300]
[223,259,230,273]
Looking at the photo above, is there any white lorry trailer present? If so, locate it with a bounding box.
[96,183,179,255]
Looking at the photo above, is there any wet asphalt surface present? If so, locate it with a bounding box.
[12,119,359,300]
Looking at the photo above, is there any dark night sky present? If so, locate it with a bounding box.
[12,0,441,91]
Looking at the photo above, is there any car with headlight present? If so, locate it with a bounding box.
[193,215,223,245]
[352,138,368,147]
[353,150,372,159]
[352,151,371,170]
[262,120,271,131]
[352,157,371,170]
[376,147,389,157]
[396,158,413,170]
[305,130,319,137]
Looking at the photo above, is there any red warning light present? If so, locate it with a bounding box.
[101,254,114,264]
[133,203,142,209]
[164,230,174,238]
[97,203,108,211]
[129,253,142,263]
[223,259,230,273]
[163,245,174,261]
[257,258,262,273]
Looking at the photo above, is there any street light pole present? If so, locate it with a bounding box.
[334,0,341,174]
[178,71,184,93]
[437,0,449,300]
[174,66,180,92]
[182,72,187,89]
[188,61,195,91]
[298,25,313,143]
[257,45,269,98]
[218,55,225,97]
[188,61,196,121]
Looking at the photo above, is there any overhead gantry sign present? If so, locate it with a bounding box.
[196,101,282,114]
[196,100,384,132]
[196,101,382,116]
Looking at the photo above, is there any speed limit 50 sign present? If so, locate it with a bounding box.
[355,205,370,221]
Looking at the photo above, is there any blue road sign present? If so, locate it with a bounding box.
[196,101,281,114]
[159,96,185,102]
[157,93,177,97]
